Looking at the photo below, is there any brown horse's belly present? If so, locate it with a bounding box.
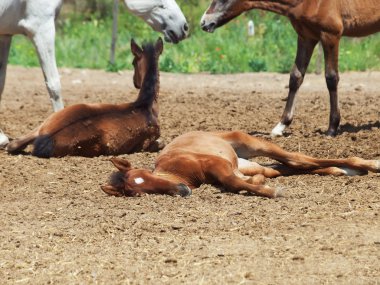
[343,21,380,37]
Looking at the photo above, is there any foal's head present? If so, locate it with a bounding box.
[131,38,164,89]
[201,0,246,33]
[101,158,191,197]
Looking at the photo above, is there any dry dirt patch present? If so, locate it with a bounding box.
[0,66,379,284]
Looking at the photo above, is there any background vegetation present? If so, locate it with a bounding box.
[8,0,380,73]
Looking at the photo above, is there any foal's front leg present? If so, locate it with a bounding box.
[205,157,283,198]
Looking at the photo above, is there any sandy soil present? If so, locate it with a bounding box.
[0,66,379,284]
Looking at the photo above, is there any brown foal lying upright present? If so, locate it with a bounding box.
[102,131,380,198]
[7,38,163,157]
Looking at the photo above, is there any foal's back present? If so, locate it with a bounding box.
[158,131,238,163]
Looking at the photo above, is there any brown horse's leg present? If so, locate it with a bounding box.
[321,33,341,136]
[271,37,318,136]
[205,157,282,198]
[217,131,380,173]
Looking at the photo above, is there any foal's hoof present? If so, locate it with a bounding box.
[274,187,286,198]
[177,183,192,197]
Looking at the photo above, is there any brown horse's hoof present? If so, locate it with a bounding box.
[326,129,338,137]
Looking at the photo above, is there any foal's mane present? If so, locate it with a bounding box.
[134,42,160,108]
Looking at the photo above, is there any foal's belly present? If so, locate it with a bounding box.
[160,131,238,165]
[48,112,160,157]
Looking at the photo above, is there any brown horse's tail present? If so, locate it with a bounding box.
[6,129,38,154]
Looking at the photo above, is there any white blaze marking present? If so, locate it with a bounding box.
[134,177,145,184]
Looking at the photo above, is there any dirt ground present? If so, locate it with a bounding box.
[0,66,379,284]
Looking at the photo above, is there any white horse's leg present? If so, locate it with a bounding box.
[30,20,64,112]
[0,35,12,104]
[0,35,12,148]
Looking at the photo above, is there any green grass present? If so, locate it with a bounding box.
[8,6,380,74]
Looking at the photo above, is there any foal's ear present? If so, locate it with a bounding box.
[110,157,132,173]
[155,37,164,55]
[101,185,124,197]
[131,39,143,58]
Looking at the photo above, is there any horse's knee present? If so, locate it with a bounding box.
[325,72,339,92]
[289,67,304,91]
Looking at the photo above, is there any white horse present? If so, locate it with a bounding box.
[0,0,188,147]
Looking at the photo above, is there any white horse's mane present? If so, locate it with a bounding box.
[125,0,164,14]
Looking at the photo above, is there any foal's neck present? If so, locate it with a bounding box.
[135,55,159,108]
[153,170,194,188]
[247,0,302,16]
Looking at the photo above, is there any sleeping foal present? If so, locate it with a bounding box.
[6,38,163,157]
[102,131,380,198]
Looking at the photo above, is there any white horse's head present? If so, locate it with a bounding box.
[125,0,189,44]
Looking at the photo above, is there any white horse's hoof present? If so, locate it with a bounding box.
[0,130,10,149]
[271,123,286,137]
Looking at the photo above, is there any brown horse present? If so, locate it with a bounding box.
[200,0,380,137]
[6,38,164,157]
[101,131,380,198]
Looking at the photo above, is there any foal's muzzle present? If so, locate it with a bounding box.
[201,20,217,33]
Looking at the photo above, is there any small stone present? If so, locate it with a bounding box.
[171,225,183,230]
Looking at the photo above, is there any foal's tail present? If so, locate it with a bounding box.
[6,129,39,154]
